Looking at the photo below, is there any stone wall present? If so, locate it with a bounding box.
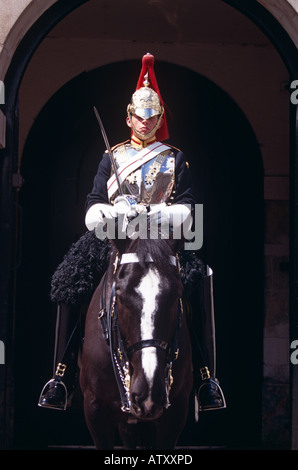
[263,197,290,446]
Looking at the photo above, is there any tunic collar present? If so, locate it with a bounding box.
[130,135,157,149]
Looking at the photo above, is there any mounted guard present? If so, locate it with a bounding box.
[38,53,226,418]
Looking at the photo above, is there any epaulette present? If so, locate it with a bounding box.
[167,144,190,168]
[166,144,181,153]
[104,140,130,153]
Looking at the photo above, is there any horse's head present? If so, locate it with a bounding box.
[112,237,183,420]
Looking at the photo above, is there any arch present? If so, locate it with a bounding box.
[257,0,298,47]
[0,0,297,84]
[226,0,298,76]
[13,61,264,449]
[0,0,89,81]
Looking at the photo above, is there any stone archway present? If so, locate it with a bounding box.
[14,61,263,449]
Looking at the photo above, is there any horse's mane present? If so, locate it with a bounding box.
[133,238,178,277]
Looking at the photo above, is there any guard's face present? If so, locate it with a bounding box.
[126,114,163,140]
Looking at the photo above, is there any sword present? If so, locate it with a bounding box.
[93,106,123,196]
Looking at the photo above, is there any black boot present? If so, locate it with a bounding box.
[38,303,81,411]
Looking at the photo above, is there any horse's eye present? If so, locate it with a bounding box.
[118,265,127,280]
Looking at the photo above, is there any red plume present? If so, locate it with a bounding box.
[135,53,169,141]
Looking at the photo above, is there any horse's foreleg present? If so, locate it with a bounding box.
[83,390,115,450]
[118,421,157,450]
[155,393,190,450]
[118,421,138,450]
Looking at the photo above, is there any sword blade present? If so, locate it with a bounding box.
[93,106,123,195]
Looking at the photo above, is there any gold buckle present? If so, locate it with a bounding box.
[200,366,210,381]
[113,252,120,274]
[55,363,67,377]
[111,295,116,318]
[98,308,105,319]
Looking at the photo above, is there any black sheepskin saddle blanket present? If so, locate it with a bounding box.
[50,231,205,306]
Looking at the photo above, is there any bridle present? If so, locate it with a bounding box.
[98,251,183,414]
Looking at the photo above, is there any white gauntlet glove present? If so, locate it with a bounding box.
[148,203,192,230]
[85,200,192,240]
[85,203,116,231]
[113,196,137,218]
[113,196,138,233]
[85,196,139,233]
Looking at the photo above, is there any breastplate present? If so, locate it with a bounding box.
[112,143,175,205]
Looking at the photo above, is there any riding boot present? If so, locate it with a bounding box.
[191,265,226,416]
[38,303,81,411]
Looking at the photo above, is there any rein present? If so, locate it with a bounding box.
[98,252,182,414]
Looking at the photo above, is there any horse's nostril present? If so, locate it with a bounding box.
[131,392,138,405]
[131,391,144,410]
[142,396,155,414]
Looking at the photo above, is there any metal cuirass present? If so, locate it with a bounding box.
[140,150,175,204]
[110,143,175,205]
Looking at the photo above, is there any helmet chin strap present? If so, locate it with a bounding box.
[128,111,164,142]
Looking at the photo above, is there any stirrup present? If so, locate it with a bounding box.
[197,377,226,412]
[38,378,68,411]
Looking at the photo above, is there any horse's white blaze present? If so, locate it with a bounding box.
[135,267,160,394]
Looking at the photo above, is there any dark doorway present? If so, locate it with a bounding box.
[14,60,263,449]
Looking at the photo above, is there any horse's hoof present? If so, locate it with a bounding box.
[38,379,67,411]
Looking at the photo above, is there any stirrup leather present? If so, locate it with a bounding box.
[55,362,67,377]
[200,366,211,381]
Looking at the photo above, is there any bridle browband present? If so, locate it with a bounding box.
[119,252,177,266]
[98,252,182,414]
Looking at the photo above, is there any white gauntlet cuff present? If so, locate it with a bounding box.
[85,203,115,231]
[149,203,192,230]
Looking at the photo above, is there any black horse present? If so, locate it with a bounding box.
[80,236,193,449]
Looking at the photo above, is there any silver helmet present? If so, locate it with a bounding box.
[127,73,164,140]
